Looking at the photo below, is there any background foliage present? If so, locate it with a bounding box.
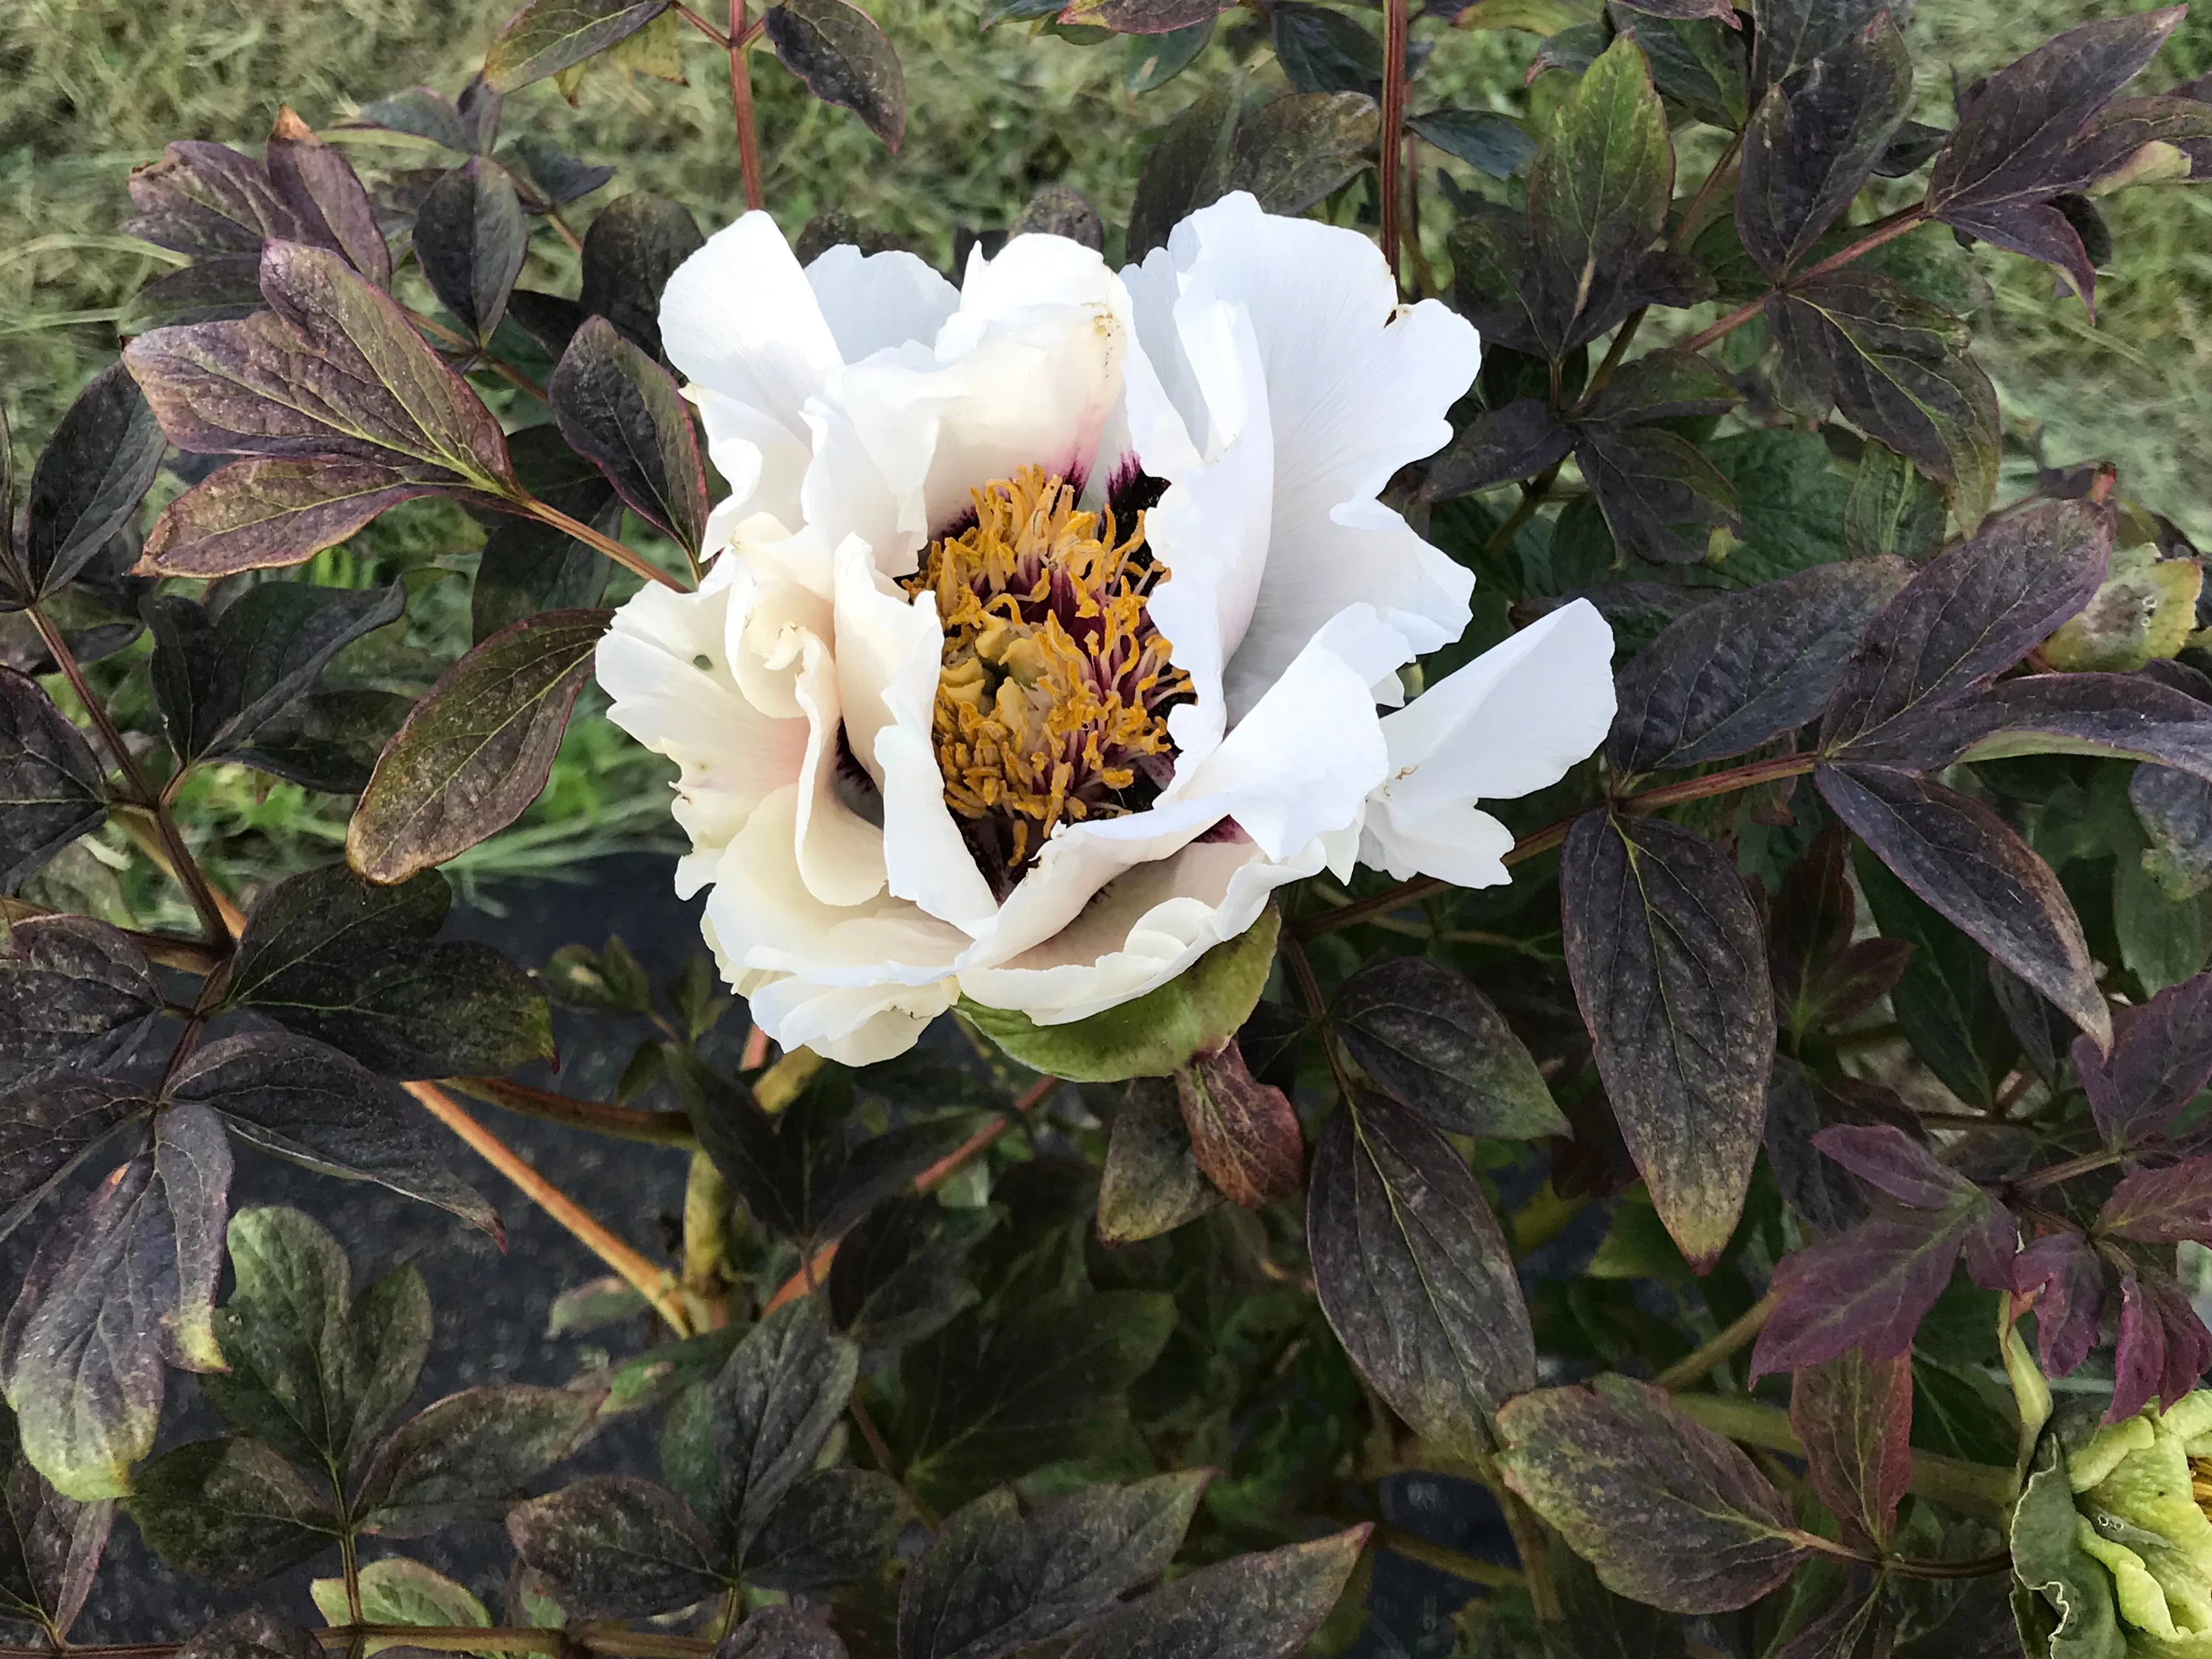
[12,1,2212,1657]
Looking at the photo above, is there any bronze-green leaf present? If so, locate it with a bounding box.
[1495,1375,1808,1614]
[347,608,611,884]
[1560,812,1776,1270]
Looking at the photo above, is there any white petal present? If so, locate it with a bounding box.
[596,580,805,870]
[746,973,958,1064]
[692,386,814,540]
[805,244,959,363]
[1160,193,1481,719]
[789,628,888,908]
[660,212,840,425]
[702,785,967,986]
[831,538,1000,932]
[1133,291,1272,764]
[956,836,1295,1024]
[1170,604,1398,865]
[828,302,1131,560]
[1362,600,1616,885]
[949,232,1127,343]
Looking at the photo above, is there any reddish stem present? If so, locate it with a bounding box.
[1380,0,1410,296]
[729,0,766,212]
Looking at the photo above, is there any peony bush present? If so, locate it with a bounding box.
[7,0,2212,1654]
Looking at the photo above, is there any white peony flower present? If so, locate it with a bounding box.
[596,192,1616,1065]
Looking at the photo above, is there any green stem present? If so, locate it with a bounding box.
[1669,1394,2017,1525]
[681,1147,732,1331]
[1654,1290,1779,1391]
[1483,461,1562,561]
[2013,1147,2123,1197]
[1374,1522,1522,1590]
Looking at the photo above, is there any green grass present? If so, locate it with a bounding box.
[5,0,2210,910]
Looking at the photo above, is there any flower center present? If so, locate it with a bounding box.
[901,465,1192,888]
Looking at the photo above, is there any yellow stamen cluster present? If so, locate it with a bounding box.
[902,466,1190,876]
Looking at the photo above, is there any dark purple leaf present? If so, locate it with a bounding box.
[2011,1231,2106,1378]
[0,1080,151,1243]
[742,1466,905,1594]
[718,1606,848,1659]
[0,1103,231,1501]
[1098,1078,1221,1244]
[1421,400,1572,500]
[1307,1092,1535,1455]
[1581,349,1742,427]
[472,498,617,644]
[0,668,106,890]
[483,0,675,93]
[2074,973,2212,1147]
[1852,671,2212,778]
[1766,1060,1865,1235]
[1767,269,2000,528]
[1331,956,1566,1139]
[895,1475,1207,1659]
[1126,76,1240,262]
[1221,92,1381,220]
[2099,1157,2212,1245]
[224,864,552,1079]
[346,607,611,884]
[168,1030,497,1234]
[1769,1572,1895,1659]
[141,457,449,578]
[18,364,166,602]
[506,288,588,359]
[1058,1530,1368,1659]
[0,1403,114,1638]
[1788,1346,1911,1548]
[1575,422,1739,566]
[145,580,405,763]
[764,0,907,151]
[577,193,703,361]
[514,136,617,208]
[127,1435,336,1588]
[1751,0,1887,91]
[123,142,306,258]
[1494,1376,1807,1614]
[549,316,708,550]
[1175,1040,1302,1207]
[1813,1124,1977,1210]
[353,1384,598,1534]
[666,1297,856,1560]
[1928,12,2183,223]
[1752,1194,2004,1375]
[346,87,471,153]
[2111,1268,2212,1422]
[0,914,161,1093]
[117,258,267,334]
[1607,555,1909,774]
[1561,812,1776,1269]
[414,159,528,344]
[1406,108,1535,179]
[505,1474,722,1617]
[122,241,514,492]
[265,109,391,289]
[1738,13,1913,277]
[1817,762,2108,1047]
